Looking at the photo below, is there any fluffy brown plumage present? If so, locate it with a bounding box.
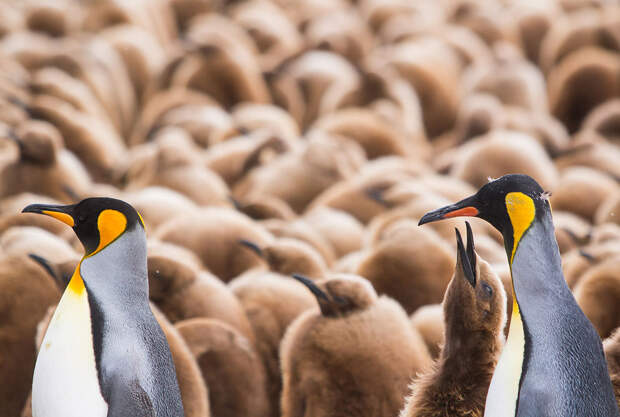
[280,273,431,417]
[177,317,271,417]
[400,223,506,417]
[0,254,61,417]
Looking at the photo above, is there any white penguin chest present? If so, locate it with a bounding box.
[32,284,108,417]
[484,303,525,417]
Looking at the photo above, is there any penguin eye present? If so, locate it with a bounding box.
[481,282,493,298]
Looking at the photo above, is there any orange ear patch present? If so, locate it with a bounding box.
[90,209,127,256]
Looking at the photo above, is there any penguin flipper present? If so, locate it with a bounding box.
[106,377,156,417]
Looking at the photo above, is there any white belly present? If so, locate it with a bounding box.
[32,285,108,417]
[484,304,525,417]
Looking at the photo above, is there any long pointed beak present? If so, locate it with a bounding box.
[292,274,328,301]
[418,195,479,226]
[239,239,264,257]
[455,225,476,287]
[22,203,76,227]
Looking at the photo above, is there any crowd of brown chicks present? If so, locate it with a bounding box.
[0,0,619,416]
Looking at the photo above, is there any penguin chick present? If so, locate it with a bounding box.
[29,94,127,183]
[204,133,293,187]
[449,130,558,191]
[548,47,620,133]
[151,305,210,417]
[232,134,365,213]
[551,166,618,222]
[0,226,79,265]
[262,218,336,266]
[302,207,365,258]
[148,247,255,343]
[281,273,431,417]
[411,304,445,360]
[574,255,620,339]
[596,191,620,226]
[0,120,91,202]
[308,107,426,159]
[177,318,271,417]
[123,186,199,232]
[0,254,61,417]
[400,223,506,417]
[356,220,455,314]
[0,193,74,240]
[232,194,296,221]
[124,127,230,206]
[239,237,327,279]
[604,328,620,410]
[229,271,317,417]
[154,207,272,281]
[553,211,593,254]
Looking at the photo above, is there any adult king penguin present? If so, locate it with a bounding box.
[419,174,619,417]
[23,198,184,417]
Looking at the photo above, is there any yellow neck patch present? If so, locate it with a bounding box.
[505,192,536,264]
[67,261,84,294]
[90,209,127,256]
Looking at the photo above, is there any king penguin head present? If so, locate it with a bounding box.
[22,197,145,257]
[419,174,551,264]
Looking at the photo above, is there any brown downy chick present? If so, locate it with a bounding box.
[262,218,336,266]
[302,207,365,258]
[596,192,620,226]
[547,47,620,133]
[400,223,506,417]
[281,273,431,417]
[0,121,91,202]
[356,220,455,314]
[29,94,127,183]
[124,127,230,207]
[239,238,327,279]
[553,211,592,254]
[233,133,365,214]
[150,305,211,417]
[604,328,620,410]
[232,194,296,221]
[411,304,445,360]
[573,256,620,339]
[449,130,558,191]
[551,167,618,222]
[123,186,199,232]
[0,226,79,265]
[307,156,428,224]
[154,207,271,281]
[147,242,255,343]
[0,254,61,417]
[0,193,73,240]
[177,318,271,417]
[229,271,317,417]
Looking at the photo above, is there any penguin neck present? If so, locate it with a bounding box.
[442,319,502,377]
[509,211,569,313]
[79,225,149,310]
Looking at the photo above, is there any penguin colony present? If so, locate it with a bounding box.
[0,0,618,416]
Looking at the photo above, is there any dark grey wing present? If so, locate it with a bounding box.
[106,377,156,417]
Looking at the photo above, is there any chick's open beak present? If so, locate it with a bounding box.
[22,203,76,227]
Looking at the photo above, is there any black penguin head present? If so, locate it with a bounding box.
[22,197,144,256]
[419,174,551,262]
